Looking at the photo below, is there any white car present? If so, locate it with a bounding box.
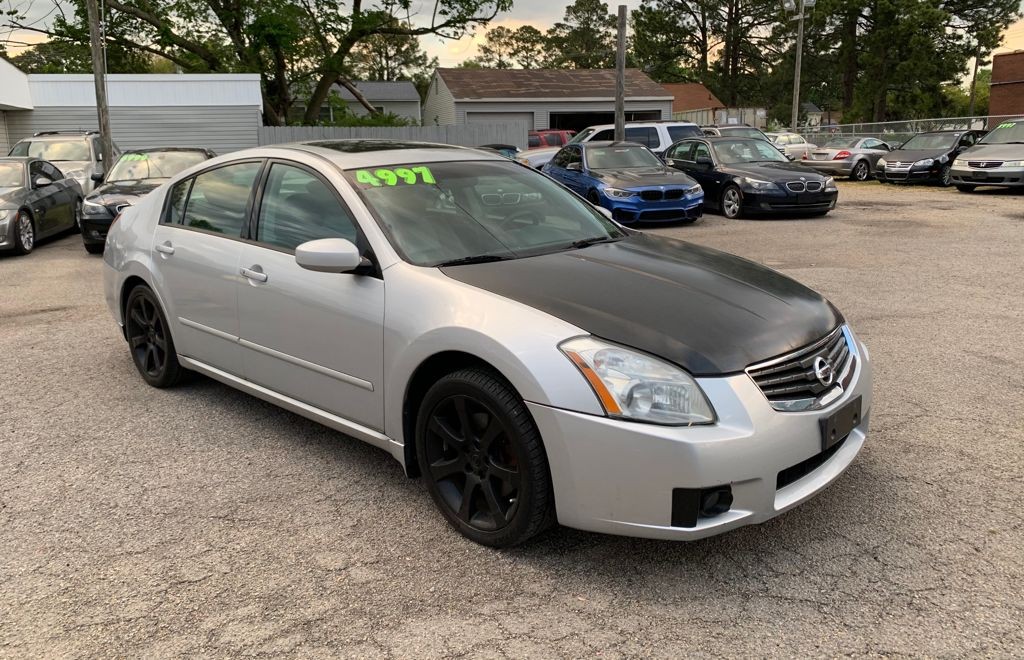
[768,132,818,159]
[103,140,872,547]
[519,121,702,169]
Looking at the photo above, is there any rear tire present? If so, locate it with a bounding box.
[851,160,870,181]
[955,184,976,193]
[124,286,184,388]
[721,185,743,219]
[416,368,555,547]
[13,210,34,255]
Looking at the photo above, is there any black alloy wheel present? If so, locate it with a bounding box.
[417,369,554,547]
[852,160,870,181]
[125,286,184,388]
[938,164,952,187]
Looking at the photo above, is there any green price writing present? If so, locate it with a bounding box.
[997,122,1016,129]
[355,166,436,188]
[121,153,150,161]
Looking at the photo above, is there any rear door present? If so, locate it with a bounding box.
[151,160,263,376]
[236,160,385,429]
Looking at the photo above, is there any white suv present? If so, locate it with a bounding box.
[519,121,702,168]
[8,131,119,195]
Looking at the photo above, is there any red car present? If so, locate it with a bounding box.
[528,130,576,149]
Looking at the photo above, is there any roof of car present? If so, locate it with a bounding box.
[581,141,646,149]
[121,147,211,154]
[585,120,698,130]
[279,140,508,168]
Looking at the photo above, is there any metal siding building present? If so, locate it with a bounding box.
[333,81,421,123]
[0,70,263,154]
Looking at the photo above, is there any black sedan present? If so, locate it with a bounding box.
[81,147,216,253]
[0,157,83,256]
[664,137,838,218]
[875,130,985,186]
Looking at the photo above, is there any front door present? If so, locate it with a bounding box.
[151,160,263,376]
[236,161,385,430]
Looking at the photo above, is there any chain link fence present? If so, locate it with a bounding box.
[800,115,1020,146]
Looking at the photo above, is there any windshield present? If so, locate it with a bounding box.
[0,162,23,187]
[720,127,767,140]
[568,128,595,144]
[10,139,90,161]
[345,160,625,267]
[979,120,1024,144]
[667,125,701,141]
[824,137,861,148]
[587,145,662,169]
[900,133,957,151]
[714,138,788,164]
[107,150,208,182]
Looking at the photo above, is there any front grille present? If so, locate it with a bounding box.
[640,190,663,201]
[786,181,806,192]
[968,161,1003,168]
[746,326,855,410]
[805,181,823,192]
[664,189,684,200]
[887,162,912,169]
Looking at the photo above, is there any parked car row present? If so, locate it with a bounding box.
[1,130,216,256]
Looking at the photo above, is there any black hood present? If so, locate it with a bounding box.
[441,232,842,375]
[86,179,163,208]
[722,161,830,181]
[591,167,698,188]
[884,148,950,162]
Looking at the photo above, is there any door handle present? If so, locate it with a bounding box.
[240,266,268,283]
[155,242,174,255]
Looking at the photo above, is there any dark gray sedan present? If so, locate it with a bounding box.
[0,157,83,256]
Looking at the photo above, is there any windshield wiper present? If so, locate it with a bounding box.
[568,235,621,250]
[435,254,512,267]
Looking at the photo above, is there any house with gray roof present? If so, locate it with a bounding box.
[422,68,673,132]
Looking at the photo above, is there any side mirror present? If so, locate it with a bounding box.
[665,158,675,166]
[90,172,104,182]
[695,155,714,168]
[595,206,613,220]
[33,176,53,188]
[295,238,366,274]
[567,162,582,171]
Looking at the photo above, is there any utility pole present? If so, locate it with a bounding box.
[614,4,627,142]
[967,43,981,118]
[790,0,805,132]
[85,0,114,171]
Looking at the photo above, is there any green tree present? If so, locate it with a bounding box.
[630,0,718,83]
[545,0,616,69]
[509,25,547,68]
[477,25,515,68]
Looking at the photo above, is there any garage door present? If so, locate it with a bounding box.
[466,112,533,128]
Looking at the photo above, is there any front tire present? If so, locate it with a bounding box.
[851,160,870,181]
[13,210,34,255]
[124,286,184,388]
[938,164,952,187]
[83,241,104,254]
[721,185,743,219]
[416,368,554,547]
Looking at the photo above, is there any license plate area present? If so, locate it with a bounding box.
[820,396,862,451]
[972,171,988,180]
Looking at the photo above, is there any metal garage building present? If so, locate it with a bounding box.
[0,58,262,154]
[422,68,673,132]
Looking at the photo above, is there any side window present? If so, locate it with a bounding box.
[9,141,29,157]
[528,135,541,148]
[625,127,657,148]
[551,147,570,168]
[543,133,561,146]
[256,163,358,251]
[693,143,712,161]
[565,147,582,167]
[960,133,976,147]
[591,129,615,141]
[182,162,261,237]
[40,161,63,180]
[668,142,693,161]
[29,160,46,182]
[165,179,192,225]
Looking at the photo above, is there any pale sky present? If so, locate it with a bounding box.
[3,1,1023,71]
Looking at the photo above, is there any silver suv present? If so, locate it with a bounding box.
[8,131,119,195]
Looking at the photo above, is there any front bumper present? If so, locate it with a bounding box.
[743,189,838,214]
[601,191,705,224]
[81,215,115,245]
[0,215,14,249]
[529,331,872,541]
[876,165,939,183]
[950,164,1024,187]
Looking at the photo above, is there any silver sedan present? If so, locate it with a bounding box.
[803,136,893,180]
[0,157,83,255]
[102,141,872,546]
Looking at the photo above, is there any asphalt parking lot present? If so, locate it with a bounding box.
[2,180,1022,657]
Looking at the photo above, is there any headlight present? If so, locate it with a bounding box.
[913,158,934,167]
[824,176,837,190]
[1002,160,1023,167]
[953,158,966,166]
[686,185,703,197]
[82,200,110,216]
[603,187,637,199]
[560,337,715,425]
[877,158,887,167]
[0,209,9,220]
[741,177,777,190]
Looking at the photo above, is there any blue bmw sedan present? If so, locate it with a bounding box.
[542,141,704,224]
